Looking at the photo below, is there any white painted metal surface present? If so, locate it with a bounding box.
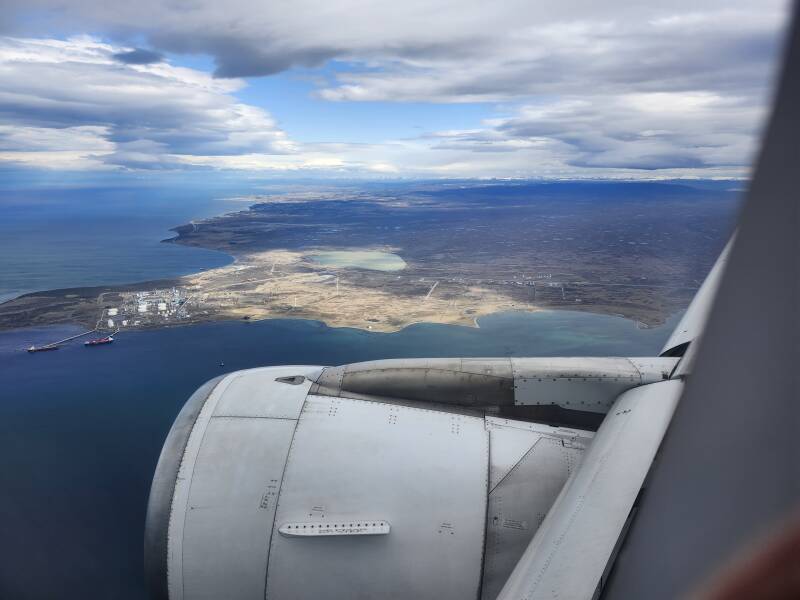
[266,395,489,600]
[167,373,236,600]
[485,418,592,491]
[212,366,317,419]
[279,520,391,537]
[482,419,592,600]
[182,417,297,600]
[496,380,683,600]
[486,422,542,492]
[165,366,321,600]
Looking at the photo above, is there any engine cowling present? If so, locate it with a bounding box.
[144,365,595,600]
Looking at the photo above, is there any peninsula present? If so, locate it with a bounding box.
[0,182,736,333]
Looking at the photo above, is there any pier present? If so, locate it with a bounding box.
[26,328,97,352]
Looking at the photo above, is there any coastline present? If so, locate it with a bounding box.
[0,226,686,335]
[0,287,670,336]
[1,180,733,334]
[0,279,540,334]
[0,309,681,359]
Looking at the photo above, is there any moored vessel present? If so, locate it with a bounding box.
[27,345,59,353]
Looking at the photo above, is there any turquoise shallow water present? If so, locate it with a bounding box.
[308,250,407,271]
[0,310,678,599]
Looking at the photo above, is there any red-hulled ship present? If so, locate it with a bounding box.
[84,335,114,347]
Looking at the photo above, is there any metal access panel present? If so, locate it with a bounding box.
[512,358,642,413]
[482,419,589,600]
[180,417,298,600]
[496,380,683,600]
[266,395,489,600]
[163,367,320,600]
[485,418,592,492]
[212,366,319,419]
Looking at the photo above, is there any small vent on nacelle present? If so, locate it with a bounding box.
[275,375,306,385]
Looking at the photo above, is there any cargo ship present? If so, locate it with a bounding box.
[27,345,59,353]
[84,335,114,347]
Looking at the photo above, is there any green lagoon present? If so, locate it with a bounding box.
[308,250,407,271]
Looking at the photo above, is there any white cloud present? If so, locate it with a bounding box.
[0,36,294,170]
[0,0,791,178]
[0,124,113,169]
[486,92,762,170]
[2,1,788,96]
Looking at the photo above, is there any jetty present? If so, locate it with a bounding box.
[26,329,97,353]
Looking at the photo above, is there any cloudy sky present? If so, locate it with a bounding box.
[0,0,791,179]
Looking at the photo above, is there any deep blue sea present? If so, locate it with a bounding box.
[0,312,678,600]
[0,183,684,600]
[0,186,238,303]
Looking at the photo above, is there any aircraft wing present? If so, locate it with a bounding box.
[496,379,682,600]
[600,6,800,598]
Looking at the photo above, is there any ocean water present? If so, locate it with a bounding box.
[0,181,696,599]
[0,186,238,303]
[0,311,678,600]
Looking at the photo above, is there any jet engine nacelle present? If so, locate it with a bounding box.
[144,365,600,600]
